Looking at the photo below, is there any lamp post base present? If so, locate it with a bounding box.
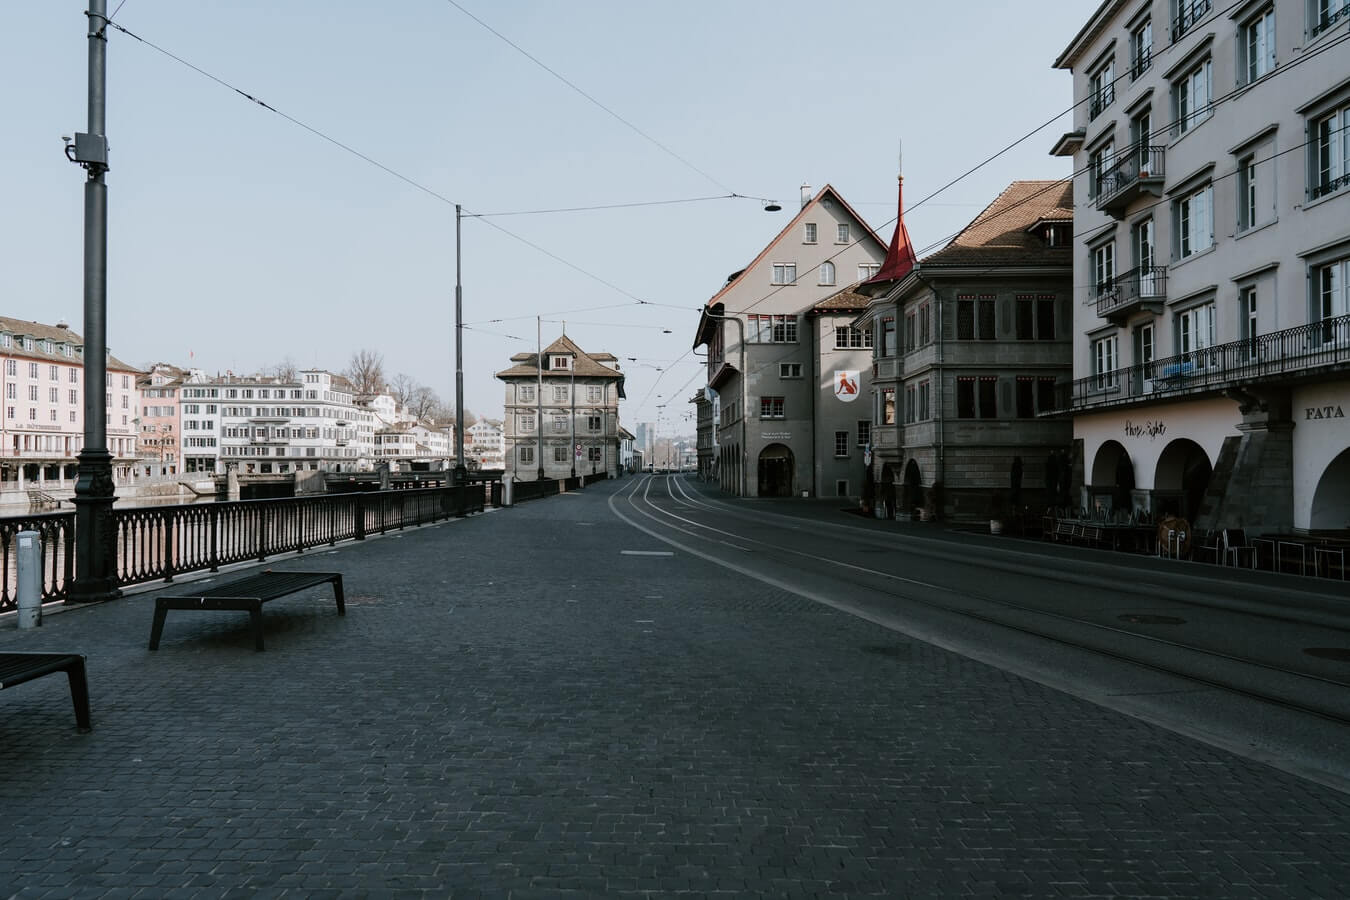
[67,448,121,605]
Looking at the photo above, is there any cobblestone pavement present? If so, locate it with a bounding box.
[2,480,1349,898]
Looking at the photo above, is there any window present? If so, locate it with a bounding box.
[1173,57,1212,134]
[27,385,37,401]
[1089,141,1115,199]
[550,355,570,371]
[1313,102,1350,200]
[1317,256,1350,343]
[587,415,601,432]
[518,414,536,433]
[1237,155,1258,232]
[520,384,535,402]
[804,223,817,244]
[1239,8,1275,84]
[956,295,996,340]
[919,304,931,346]
[49,365,58,380]
[836,224,850,244]
[834,431,849,457]
[4,384,11,399]
[881,317,897,356]
[779,363,802,378]
[587,385,603,403]
[759,396,785,419]
[588,447,602,462]
[1175,184,1213,258]
[1093,243,1116,297]
[857,420,870,446]
[1089,57,1115,120]
[771,263,797,285]
[1314,0,1350,38]
[1013,294,1058,340]
[918,380,930,420]
[552,416,568,433]
[28,362,38,378]
[518,446,534,464]
[882,388,896,425]
[836,480,849,497]
[48,387,57,403]
[1094,335,1119,389]
[1015,376,1060,418]
[834,326,871,349]
[4,360,13,376]
[747,314,797,343]
[1180,304,1217,357]
[1172,0,1212,40]
[819,261,836,286]
[904,312,917,352]
[1131,20,1153,79]
[858,263,880,282]
[553,386,568,403]
[904,386,916,423]
[956,377,997,419]
[553,446,568,463]
[1241,285,1259,358]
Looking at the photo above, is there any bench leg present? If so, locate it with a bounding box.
[250,601,265,651]
[148,601,169,651]
[331,576,345,616]
[65,658,92,733]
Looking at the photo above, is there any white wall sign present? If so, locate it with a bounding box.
[834,370,860,402]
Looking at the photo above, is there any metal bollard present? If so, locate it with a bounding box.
[16,529,41,629]
[502,479,513,507]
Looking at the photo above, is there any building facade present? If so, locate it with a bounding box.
[136,363,186,477]
[859,181,1076,522]
[496,335,626,481]
[1052,0,1350,531]
[692,184,886,497]
[466,420,505,469]
[0,316,140,496]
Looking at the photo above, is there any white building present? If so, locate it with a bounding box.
[1052,0,1350,533]
[467,419,505,469]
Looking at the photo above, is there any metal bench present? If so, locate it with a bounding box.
[0,652,92,732]
[149,570,345,652]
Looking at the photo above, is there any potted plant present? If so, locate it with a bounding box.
[989,489,1008,535]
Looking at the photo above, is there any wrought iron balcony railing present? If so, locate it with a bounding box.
[1089,85,1114,121]
[1096,266,1168,320]
[1130,50,1152,81]
[1054,313,1350,413]
[1097,144,1165,215]
[1313,3,1348,38]
[1171,0,1212,41]
[1311,173,1350,201]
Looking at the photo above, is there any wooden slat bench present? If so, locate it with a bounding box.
[148,570,345,652]
[0,652,92,732]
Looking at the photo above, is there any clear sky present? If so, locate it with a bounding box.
[1,1,1086,434]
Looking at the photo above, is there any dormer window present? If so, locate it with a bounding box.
[1042,223,1069,246]
[550,355,571,371]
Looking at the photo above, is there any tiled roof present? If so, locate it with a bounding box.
[811,288,871,313]
[0,316,140,372]
[495,334,624,380]
[920,181,1073,268]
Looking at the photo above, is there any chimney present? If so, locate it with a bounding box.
[800,183,812,209]
[56,319,70,330]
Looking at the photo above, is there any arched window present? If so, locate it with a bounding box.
[819,261,836,286]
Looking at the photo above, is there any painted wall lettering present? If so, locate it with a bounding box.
[1304,405,1345,420]
[1123,419,1167,440]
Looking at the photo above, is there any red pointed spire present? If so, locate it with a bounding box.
[866,175,917,285]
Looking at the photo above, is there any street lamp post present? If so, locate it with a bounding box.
[453,204,467,486]
[67,0,119,605]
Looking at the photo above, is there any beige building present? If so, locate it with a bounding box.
[1052,0,1350,532]
[0,316,140,498]
[496,335,626,481]
[692,185,886,497]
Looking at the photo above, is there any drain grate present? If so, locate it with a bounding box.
[1304,647,1350,661]
[1117,613,1187,625]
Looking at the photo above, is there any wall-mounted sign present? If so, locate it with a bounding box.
[1123,419,1167,440]
[761,432,791,441]
[1305,405,1345,420]
[834,370,860,402]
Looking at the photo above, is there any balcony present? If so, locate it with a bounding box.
[1171,0,1211,42]
[1096,266,1168,323]
[1053,314,1350,414]
[1096,145,1165,218]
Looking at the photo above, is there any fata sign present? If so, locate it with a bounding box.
[1305,405,1345,420]
[834,370,860,402]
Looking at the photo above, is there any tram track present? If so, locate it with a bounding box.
[610,474,1350,728]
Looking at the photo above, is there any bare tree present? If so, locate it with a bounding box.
[265,357,298,383]
[344,350,386,396]
[408,385,441,421]
[389,373,417,408]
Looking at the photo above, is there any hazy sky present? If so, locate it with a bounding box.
[2,1,1085,433]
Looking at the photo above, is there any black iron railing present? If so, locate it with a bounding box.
[1313,3,1348,38]
[1057,313,1350,412]
[1130,50,1152,80]
[1096,265,1169,318]
[512,478,561,502]
[1089,85,1114,121]
[1311,173,1350,201]
[0,484,487,613]
[1172,0,1212,41]
[1098,145,1165,207]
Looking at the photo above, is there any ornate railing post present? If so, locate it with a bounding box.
[162,511,175,583]
[354,494,366,541]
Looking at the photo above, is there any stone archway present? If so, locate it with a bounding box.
[757,444,794,498]
[1090,440,1135,515]
[1311,448,1350,530]
[1154,438,1212,522]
